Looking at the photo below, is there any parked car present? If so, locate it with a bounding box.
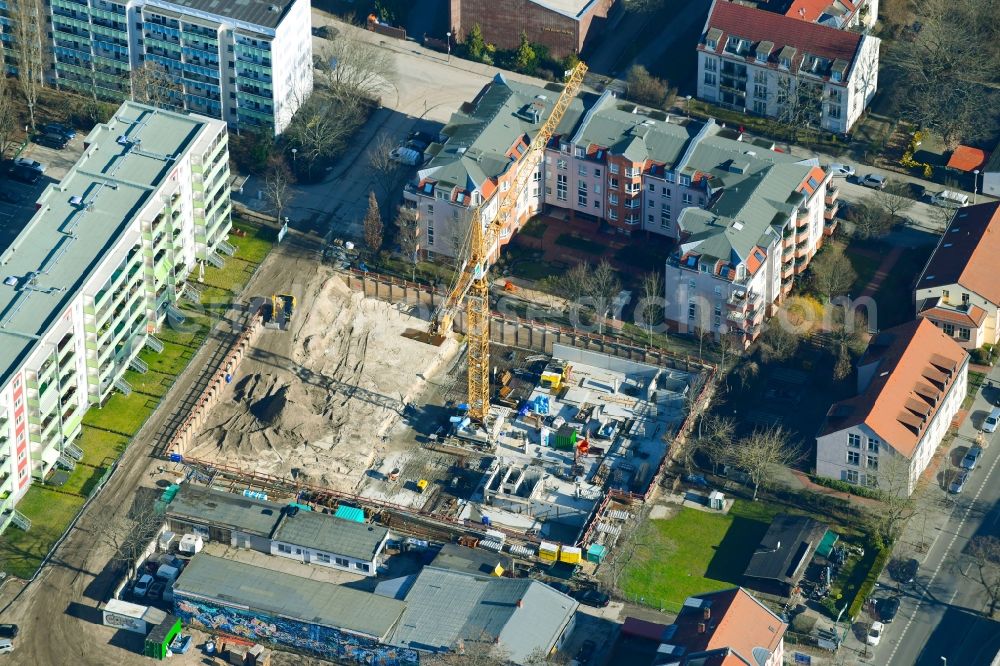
[572,588,610,608]
[962,445,984,470]
[0,624,18,639]
[9,166,41,184]
[13,157,45,174]
[828,163,855,177]
[877,596,900,623]
[389,147,421,166]
[0,190,22,204]
[867,621,884,646]
[861,173,888,189]
[930,190,970,208]
[41,122,76,140]
[891,558,919,584]
[576,639,597,664]
[149,581,166,601]
[982,408,1000,434]
[949,470,970,494]
[33,132,68,150]
[133,573,154,598]
[0,638,13,655]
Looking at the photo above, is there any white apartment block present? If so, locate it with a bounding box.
[0,102,233,533]
[49,0,312,134]
[697,0,880,135]
[915,202,1000,350]
[816,320,969,496]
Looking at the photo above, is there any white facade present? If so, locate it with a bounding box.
[269,538,385,577]
[0,103,232,532]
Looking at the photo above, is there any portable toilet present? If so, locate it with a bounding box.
[559,546,582,564]
[587,543,608,564]
[708,491,725,511]
[538,542,559,563]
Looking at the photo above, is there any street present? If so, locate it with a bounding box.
[837,363,1000,665]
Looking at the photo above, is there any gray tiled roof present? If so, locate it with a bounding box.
[174,554,405,640]
[391,566,577,663]
[272,511,388,562]
[166,485,284,537]
[147,0,297,30]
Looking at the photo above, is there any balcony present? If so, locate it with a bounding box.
[796,214,810,229]
[781,262,794,279]
[825,185,839,206]
[795,245,810,259]
[824,218,838,237]
[824,202,839,220]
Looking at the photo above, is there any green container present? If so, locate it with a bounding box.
[587,543,608,563]
[144,615,182,660]
[554,424,577,451]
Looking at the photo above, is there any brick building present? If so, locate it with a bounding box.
[449,0,616,58]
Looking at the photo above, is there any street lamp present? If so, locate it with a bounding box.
[446,32,451,62]
[685,95,692,117]
[973,169,980,205]
[291,147,297,165]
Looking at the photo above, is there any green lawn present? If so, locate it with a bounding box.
[76,426,129,468]
[555,233,604,255]
[964,371,987,410]
[843,242,881,294]
[622,501,778,611]
[0,486,86,579]
[519,217,548,239]
[82,390,159,436]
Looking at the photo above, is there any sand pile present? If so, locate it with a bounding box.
[189,268,459,491]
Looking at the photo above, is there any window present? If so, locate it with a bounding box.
[864,474,878,488]
[867,455,878,470]
[867,438,880,453]
[335,557,349,567]
[315,553,331,563]
[277,543,292,554]
[752,100,767,115]
[705,58,717,72]
[942,322,955,336]
[828,105,841,120]
[714,304,722,316]
[594,168,601,177]
[688,301,697,320]
[664,188,672,199]
[595,183,601,194]
[648,183,655,192]
[609,209,618,221]
[648,214,654,224]
[688,279,696,289]
[578,164,587,176]
[680,175,691,186]
[845,470,859,483]
[665,172,676,183]
[707,39,717,50]
[594,200,600,208]
[578,191,588,206]
[942,289,950,301]
[609,177,619,190]
[959,327,971,340]
[847,451,860,466]
[660,209,671,229]
[848,433,861,449]
[962,292,970,305]
[832,71,842,83]
[608,193,619,206]
[754,84,767,99]
[754,71,767,84]
[556,174,567,201]
[714,286,722,297]
[704,72,716,86]
[427,219,434,246]
[648,199,655,208]
[779,58,790,70]
[609,164,619,175]
[358,563,371,572]
[557,159,567,170]
[682,193,693,205]
[575,146,585,157]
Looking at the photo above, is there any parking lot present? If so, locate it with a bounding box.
[0,132,86,252]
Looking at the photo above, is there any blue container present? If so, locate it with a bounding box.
[482,516,491,526]
[168,453,183,463]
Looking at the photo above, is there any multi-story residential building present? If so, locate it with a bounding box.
[0,101,232,534]
[915,202,1000,350]
[404,76,836,346]
[697,0,880,134]
[816,319,968,496]
[49,0,312,134]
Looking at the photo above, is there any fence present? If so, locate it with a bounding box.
[166,311,264,457]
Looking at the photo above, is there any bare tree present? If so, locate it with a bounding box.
[808,243,857,302]
[866,453,917,548]
[640,271,663,343]
[873,181,916,221]
[827,305,867,381]
[731,425,800,500]
[97,500,164,575]
[396,207,420,281]
[368,133,408,209]
[128,62,183,110]
[11,0,45,131]
[262,160,295,225]
[364,190,383,256]
[963,535,1000,617]
[849,198,895,240]
[285,93,366,180]
[0,71,17,160]
[316,38,395,104]
[598,505,651,597]
[684,413,736,474]
[776,76,823,138]
[756,320,800,363]
[588,259,621,335]
[625,65,675,109]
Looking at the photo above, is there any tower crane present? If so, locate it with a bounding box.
[429,62,588,422]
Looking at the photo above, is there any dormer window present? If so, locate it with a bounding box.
[756,52,766,63]
[780,58,790,70]
[832,71,842,82]
[707,39,717,50]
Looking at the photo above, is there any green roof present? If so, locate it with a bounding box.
[0,102,213,387]
[174,554,406,640]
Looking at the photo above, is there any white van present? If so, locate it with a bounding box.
[155,564,180,582]
[931,190,970,208]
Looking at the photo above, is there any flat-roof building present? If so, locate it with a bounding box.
[0,102,232,533]
[165,485,285,551]
[743,514,826,600]
[172,554,416,663]
[270,510,390,576]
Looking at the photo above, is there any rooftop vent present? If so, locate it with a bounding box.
[69,195,83,206]
[268,4,280,11]
[3,276,17,287]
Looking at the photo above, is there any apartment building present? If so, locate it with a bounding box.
[915,202,1000,350]
[0,101,232,534]
[816,319,968,496]
[49,0,312,134]
[697,0,880,134]
[782,0,879,30]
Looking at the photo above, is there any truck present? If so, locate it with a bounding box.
[266,294,296,330]
[102,599,167,635]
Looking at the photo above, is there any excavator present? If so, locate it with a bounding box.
[427,62,588,423]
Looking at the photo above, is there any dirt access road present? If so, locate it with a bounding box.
[0,230,321,665]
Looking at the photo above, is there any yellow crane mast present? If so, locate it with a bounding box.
[430,62,588,422]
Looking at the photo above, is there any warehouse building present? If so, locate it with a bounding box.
[0,102,232,534]
[172,554,418,664]
[449,0,617,58]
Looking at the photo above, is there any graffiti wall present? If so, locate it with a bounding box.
[174,594,420,665]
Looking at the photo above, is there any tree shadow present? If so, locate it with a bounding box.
[703,515,771,585]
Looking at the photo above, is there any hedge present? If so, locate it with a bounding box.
[848,546,893,619]
[809,475,887,501]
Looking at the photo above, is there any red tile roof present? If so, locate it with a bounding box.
[786,0,858,23]
[818,320,968,456]
[946,145,988,172]
[703,0,863,76]
[667,587,786,661]
[918,202,1000,305]
[918,302,988,328]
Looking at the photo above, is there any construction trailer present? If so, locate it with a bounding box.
[144,614,182,660]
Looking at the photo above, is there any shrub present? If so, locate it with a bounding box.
[809,475,887,501]
[848,546,892,619]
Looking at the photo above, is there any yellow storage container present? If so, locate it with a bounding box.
[559,546,582,564]
[538,542,559,562]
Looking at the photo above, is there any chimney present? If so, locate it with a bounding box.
[516,599,523,608]
[697,623,707,634]
[703,607,711,620]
